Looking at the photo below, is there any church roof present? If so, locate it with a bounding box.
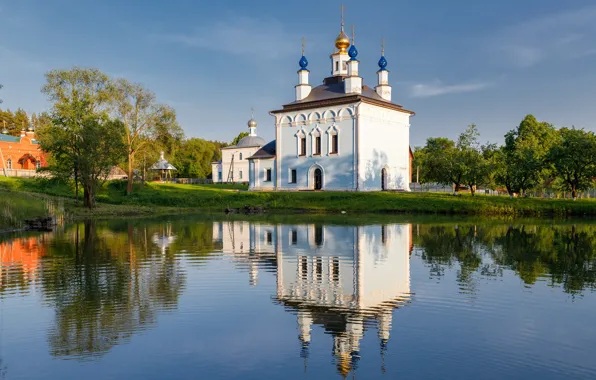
[0,134,21,143]
[222,135,266,149]
[247,140,276,160]
[236,135,266,148]
[271,77,415,115]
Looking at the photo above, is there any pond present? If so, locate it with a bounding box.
[0,216,595,379]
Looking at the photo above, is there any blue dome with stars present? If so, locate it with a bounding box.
[348,44,358,60]
[299,55,308,70]
[378,55,388,70]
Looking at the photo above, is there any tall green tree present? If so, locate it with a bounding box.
[498,114,557,196]
[420,136,468,194]
[172,138,220,178]
[39,67,121,207]
[459,124,491,196]
[110,78,179,194]
[549,128,596,199]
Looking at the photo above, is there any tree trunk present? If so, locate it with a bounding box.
[572,185,577,200]
[83,180,95,209]
[127,153,134,194]
[74,164,79,201]
[469,184,476,196]
[453,183,460,195]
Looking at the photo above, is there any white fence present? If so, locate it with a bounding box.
[1,169,48,178]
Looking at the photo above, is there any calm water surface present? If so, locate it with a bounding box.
[1,217,595,379]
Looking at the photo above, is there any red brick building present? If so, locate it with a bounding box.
[0,127,48,177]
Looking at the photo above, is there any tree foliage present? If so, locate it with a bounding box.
[230,132,249,147]
[38,67,124,208]
[497,114,557,196]
[549,128,596,199]
[110,78,180,194]
[172,138,222,179]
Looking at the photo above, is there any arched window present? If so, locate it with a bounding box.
[6,159,11,170]
[310,127,322,156]
[239,153,243,160]
[326,125,340,155]
[36,161,41,170]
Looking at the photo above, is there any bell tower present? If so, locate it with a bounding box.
[330,5,350,77]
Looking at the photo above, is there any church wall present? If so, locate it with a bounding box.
[276,224,358,308]
[0,134,47,175]
[214,146,259,183]
[356,224,411,309]
[357,103,411,191]
[249,158,276,190]
[275,105,357,191]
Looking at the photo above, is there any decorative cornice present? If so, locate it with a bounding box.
[271,95,414,116]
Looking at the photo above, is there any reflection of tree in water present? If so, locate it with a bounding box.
[489,225,596,294]
[41,221,186,359]
[415,223,596,295]
[415,224,483,294]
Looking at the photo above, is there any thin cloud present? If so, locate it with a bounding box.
[155,16,299,60]
[493,5,596,68]
[410,81,492,98]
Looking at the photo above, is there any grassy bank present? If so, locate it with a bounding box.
[2,177,596,221]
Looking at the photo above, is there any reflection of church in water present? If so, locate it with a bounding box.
[213,221,413,377]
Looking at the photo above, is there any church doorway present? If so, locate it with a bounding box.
[381,168,387,191]
[314,168,323,190]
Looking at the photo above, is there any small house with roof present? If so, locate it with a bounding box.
[248,11,414,191]
[211,116,266,183]
[0,125,47,177]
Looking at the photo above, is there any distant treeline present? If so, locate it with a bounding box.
[414,115,596,199]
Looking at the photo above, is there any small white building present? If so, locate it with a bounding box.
[248,12,414,191]
[211,117,265,183]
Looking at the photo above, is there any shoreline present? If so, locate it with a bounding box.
[3,178,596,231]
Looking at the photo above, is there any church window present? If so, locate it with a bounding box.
[315,257,323,280]
[239,153,243,160]
[6,159,11,170]
[266,231,272,245]
[342,61,347,71]
[300,137,306,156]
[290,169,297,184]
[36,161,41,170]
[332,258,340,281]
[239,170,243,180]
[335,61,339,72]
[218,171,222,181]
[331,134,338,154]
[314,226,324,246]
[300,256,308,280]
[265,169,272,182]
[314,136,321,155]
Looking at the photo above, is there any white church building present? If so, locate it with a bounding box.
[248,14,414,191]
[211,116,266,183]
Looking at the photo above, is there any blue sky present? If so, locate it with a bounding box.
[1,0,596,146]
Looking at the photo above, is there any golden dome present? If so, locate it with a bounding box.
[335,30,350,53]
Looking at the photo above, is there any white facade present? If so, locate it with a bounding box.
[248,15,414,191]
[212,117,266,183]
[212,146,260,183]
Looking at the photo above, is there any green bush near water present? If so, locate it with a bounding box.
[2,176,596,218]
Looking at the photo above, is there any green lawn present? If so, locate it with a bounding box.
[2,177,596,220]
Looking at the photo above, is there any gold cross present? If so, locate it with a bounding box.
[302,37,305,56]
[341,4,345,31]
[382,38,385,56]
[351,25,355,45]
